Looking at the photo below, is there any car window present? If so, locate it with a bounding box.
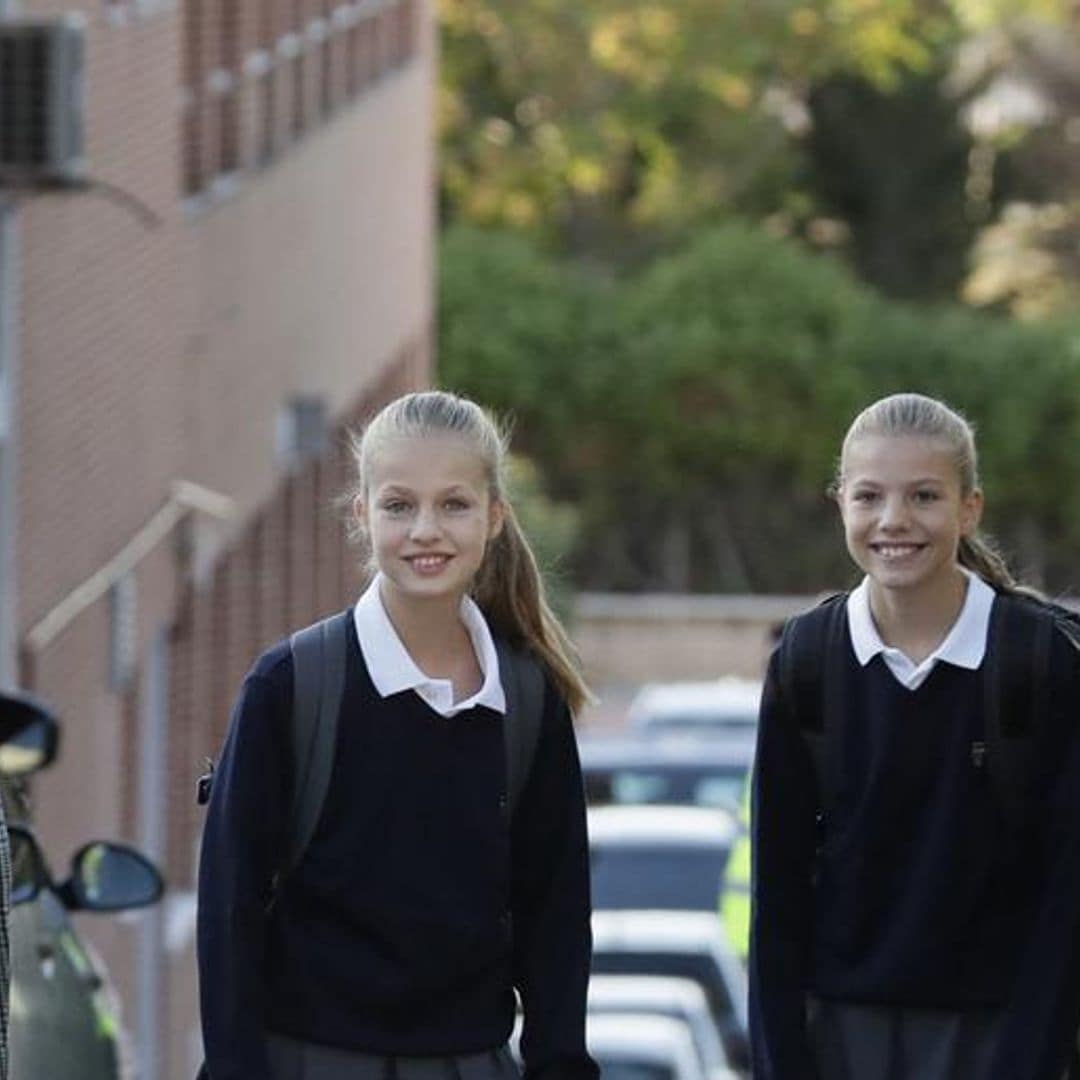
[640,712,757,732]
[591,846,730,911]
[610,773,671,805]
[693,776,744,811]
[602,768,747,809]
[594,1063,674,1080]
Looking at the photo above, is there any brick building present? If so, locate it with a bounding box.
[0,0,434,1072]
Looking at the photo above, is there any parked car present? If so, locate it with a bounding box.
[579,731,755,813]
[589,805,739,913]
[588,975,738,1080]
[628,679,762,737]
[1,690,165,1079]
[587,1012,706,1080]
[591,910,749,1074]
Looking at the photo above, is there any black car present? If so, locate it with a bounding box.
[1,690,165,1079]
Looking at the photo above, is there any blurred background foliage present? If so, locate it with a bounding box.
[437,0,1080,595]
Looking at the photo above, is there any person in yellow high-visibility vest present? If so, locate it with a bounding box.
[719,782,751,966]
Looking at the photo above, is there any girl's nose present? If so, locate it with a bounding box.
[409,505,441,540]
[879,495,908,529]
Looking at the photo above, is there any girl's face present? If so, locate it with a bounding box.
[838,434,983,601]
[355,434,504,608]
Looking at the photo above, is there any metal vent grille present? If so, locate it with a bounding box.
[0,18,85,184]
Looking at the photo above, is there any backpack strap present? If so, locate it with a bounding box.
[279,611,351,882]
[495,641,545,817]
[982,592,1055,835]
[778,593,848,821]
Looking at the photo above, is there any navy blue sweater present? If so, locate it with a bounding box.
[750,605,1080,1080]
[197,617,597,1080]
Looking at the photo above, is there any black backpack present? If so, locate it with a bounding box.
[197,610,546,888]
[777,589,1080,836]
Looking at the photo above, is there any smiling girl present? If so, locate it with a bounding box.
[197,391,597,1080]
[750,393,1080,1080]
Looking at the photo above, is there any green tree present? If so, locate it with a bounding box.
[439,223,1080,593]
[439,0,960,262]
[440,0,1078,306]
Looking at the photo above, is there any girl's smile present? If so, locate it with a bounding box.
[869,542,927,560]
[404,553,454,575]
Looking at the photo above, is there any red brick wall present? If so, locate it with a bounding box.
[18,0,187,636]
[13,0,434,1073]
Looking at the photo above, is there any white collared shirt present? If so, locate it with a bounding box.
[846,567,997,691]
[353,575,507,717]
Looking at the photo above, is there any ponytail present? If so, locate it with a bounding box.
[958,534,1018,593]
[473,505,593,716]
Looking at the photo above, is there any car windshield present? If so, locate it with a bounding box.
[594,1062,675,1080]
[641,711,757,732]
[591,845,729,911]
[587,767,745,811]
[591,950,735,1023]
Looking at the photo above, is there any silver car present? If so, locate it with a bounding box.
[2,691,164,1079]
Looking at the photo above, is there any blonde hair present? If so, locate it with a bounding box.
[347,391,592,714]
[837,392,1020,592]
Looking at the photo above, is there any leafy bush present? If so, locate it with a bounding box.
[439,222,1080,593]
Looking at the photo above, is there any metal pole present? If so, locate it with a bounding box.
[136,628,169,1080]
[0,201,20,691]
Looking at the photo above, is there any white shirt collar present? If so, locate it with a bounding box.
[353,575,506,717]
[846,567,997,690]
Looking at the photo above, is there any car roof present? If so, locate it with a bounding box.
[593,910,736,950]
[579,731,756,769]
[588,805,739,847]
[588,975,711,1010]
[587,1012,703,1068]
[629,678,761,725]
[592,912,750,1032]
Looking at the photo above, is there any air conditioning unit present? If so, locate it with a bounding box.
[0,16,86,185]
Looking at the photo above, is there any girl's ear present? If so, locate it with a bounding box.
[961,487,984,536]
[353,494,368,531]
[832,482,849,524]
[488,497,506,541]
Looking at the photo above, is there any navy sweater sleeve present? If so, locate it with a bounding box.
[749,645,821,1080]
[510,677,599,1080]
[990,627,1080,1080]
[197,653,291,1080]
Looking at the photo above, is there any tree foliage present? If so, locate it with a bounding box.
[440,224,1080,594]
[439,0,963,258]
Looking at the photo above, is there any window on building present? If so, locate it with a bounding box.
[182,0,420,198]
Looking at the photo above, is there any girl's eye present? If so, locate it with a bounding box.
[852,490,878,504]
[444,498,470,512]
[382,501,411,515]
[913,490,940,504]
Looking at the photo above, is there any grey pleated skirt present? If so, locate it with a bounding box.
[807,999,1001,1080]
[267,1034,521,1080]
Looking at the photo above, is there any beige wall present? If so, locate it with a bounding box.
[14,2,435,1074]
[183,57,436,520]
[575,592,821,687]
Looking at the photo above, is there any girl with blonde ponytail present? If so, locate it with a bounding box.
[198,390,597,1080]
[751,392,1080,1080]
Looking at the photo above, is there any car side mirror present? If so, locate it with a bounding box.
[62,842,165,912]
[0,692,60,776]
